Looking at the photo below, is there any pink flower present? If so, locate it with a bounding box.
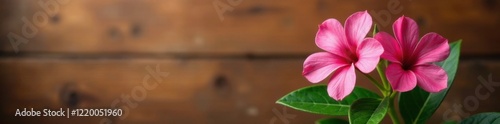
[302,11,384,101]
[374,16,450,92]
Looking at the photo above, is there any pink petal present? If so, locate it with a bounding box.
[413,64,448,93]
[414,32,450,65]
[393,16,419,54]
[375,32,403,63]
[327,64,356,101]
[315,19,350,57]
[386,63,417,92]
[345,11,372,47]
[355,38,384,73]
[303,52,350,83]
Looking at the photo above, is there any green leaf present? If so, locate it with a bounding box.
[460,112,500,124]
[276,85,380,116]
[349,98,389,124]
[399,40,462,124]
[315,118,349,124]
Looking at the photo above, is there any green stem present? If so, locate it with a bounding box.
[376,60,390,94]
[388,91,401,124]
[374,59,400,123]
[362,73,387,96]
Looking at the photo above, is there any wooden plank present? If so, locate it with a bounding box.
[0,0,499,55]
[0,58,332,124]
[1,58,500,123]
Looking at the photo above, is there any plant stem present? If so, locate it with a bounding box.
[375,60,401,123]
[362,73,387,96]
[376,60,390,92]
[388,91,401,124]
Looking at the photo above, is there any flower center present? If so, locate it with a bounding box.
[350,53,359,63]
[402,63,413,70]
[401,57,416,70]
[345,50,359,63]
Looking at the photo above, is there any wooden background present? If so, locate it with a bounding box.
[1,0,499,123]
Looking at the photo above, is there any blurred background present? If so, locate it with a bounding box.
[1,0,499,123]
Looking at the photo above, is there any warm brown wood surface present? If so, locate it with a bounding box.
[1,0,499,123]
[0,0,499,55]
[0,58,333,124]
[1,58,500,123]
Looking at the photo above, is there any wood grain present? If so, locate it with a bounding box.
[0,0,499,55]
[1,0,499,123]
[1,58,499,123]
[0,58,331,124]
